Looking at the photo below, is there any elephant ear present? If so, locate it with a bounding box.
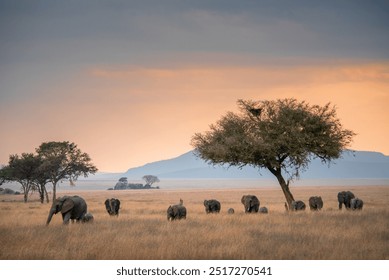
[241,196,246,204]
[61,198,75,214]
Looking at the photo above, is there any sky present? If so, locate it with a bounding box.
[1,0,388,172]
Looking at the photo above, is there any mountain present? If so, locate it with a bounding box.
[121,150,389,180]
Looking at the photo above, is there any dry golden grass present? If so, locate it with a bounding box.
[0,186,388,260]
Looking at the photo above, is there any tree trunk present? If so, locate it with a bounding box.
[20,182,29,203]
[44,187,50,203]
[52,181,57,201]
[267,167,295,210]
[275,173,295,210]
[23,192,28,203]
[39,186,44,204]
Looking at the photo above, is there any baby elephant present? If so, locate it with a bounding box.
[308,196,323,211]
[167,199,187,221]
[82,212,94,223]
[259,206,268,214]
[350,198,364,210]
[105,198,121,216]
[204,199,221,214]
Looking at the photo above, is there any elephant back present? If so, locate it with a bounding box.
[204,199,221,213]
[309,196,323,210]
[167,203,187,220]
[105,198,120,215]
[70,196,87,219]
[338,191,355,209]
[291,200,306,211]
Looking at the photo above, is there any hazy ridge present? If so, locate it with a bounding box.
[94,149,389,180]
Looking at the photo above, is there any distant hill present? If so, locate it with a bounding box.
[121,150,389,180]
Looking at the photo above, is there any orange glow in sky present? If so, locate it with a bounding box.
[1,60,388,172]
[1,2,388,172]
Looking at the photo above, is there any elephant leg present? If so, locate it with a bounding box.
[338,202,342,210]
[62,212,72,225]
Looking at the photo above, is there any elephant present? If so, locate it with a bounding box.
[167,199,186,221]
[259,206,268,214]
[291,200,306,211]
[241,195,260,213]
[46,195,87,225]
[82,212,94,223]
[308,196,323,211]
[350,198,364,210]
[105,198,120,216]
[203,199,221,214]
[227,208,235,214]
[337,191,355,210]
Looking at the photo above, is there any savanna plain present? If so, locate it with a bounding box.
[0,185,388,260]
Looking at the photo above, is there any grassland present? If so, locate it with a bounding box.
[0,185,388,260]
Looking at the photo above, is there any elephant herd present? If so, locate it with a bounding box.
[286,191,364,212]
[46,196,121,225]
[46,190,364,225]
[167,195,270,221]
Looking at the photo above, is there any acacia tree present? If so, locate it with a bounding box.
[142,175,160,187]
[36,141,98,201]
[191,99,355,209]
[1,153,41,202]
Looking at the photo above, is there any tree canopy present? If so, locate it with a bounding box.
[0,141,98,202]
[191,98,355,208]
[36,141,98,201]
[0,153,40,202]
[142,175,160,187]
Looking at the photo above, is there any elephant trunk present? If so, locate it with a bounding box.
[46,207,56,225]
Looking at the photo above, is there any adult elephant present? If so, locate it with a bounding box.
[203,199,221,214]
[309,196,323,211]
[350,198,364,210]
[338,191,355,210]
[167,199,187,221]
[291,200,306,211]
[46,195,87,225]
[105,198,121,216]
[241,195,260,213]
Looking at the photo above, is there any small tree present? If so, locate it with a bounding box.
[115,177,128,189]
[36,141,98,201]
[142,175,160,187]
[191,98,355,209]
[2,153,41,202]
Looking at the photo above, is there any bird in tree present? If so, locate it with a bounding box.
[191,98,355,209]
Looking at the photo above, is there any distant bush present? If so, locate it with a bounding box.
[113,179,159,190]
[0,187,19,195]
